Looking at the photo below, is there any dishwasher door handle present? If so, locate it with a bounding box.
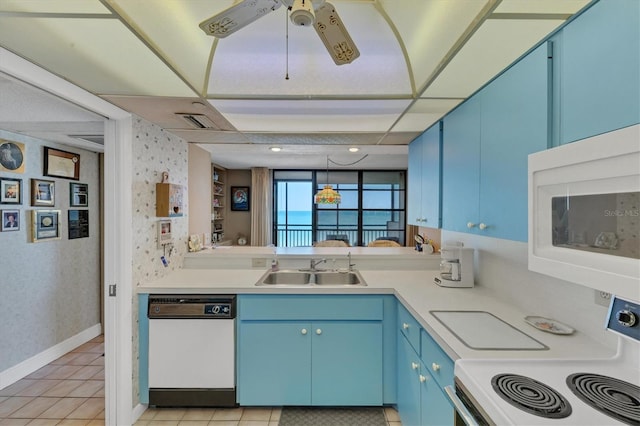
[444,385,479,426]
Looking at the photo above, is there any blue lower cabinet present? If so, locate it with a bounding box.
[420,371,454,426]
[238,321,312,405]
[238,319,383,406]
[397,334,422,426]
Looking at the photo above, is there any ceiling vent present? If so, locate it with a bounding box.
[176,113,219,129]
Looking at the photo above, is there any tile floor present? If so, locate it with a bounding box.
[0,335,105,425]
[1,335,403,426]
[134,406,402,426]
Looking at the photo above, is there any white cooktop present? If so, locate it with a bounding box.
[430,311,547,350]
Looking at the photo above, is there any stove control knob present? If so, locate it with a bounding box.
[616,310,637,327]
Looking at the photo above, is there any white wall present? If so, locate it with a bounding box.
[0,130,101,374]
[442,230,618,349]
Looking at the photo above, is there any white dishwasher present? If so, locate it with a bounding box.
[148,295,236,407]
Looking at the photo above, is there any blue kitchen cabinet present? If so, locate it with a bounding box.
[555,0,639,145]
[442,43,548,241]
[396,303,454,426]
[237,295,385,406]
[408,123,442,228]
[238,321,312,405]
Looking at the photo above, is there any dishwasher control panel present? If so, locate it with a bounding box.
[148,294,236,319]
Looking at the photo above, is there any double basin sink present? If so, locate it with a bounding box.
[255,269,366,287]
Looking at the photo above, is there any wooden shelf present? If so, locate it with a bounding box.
[212,164,227,243]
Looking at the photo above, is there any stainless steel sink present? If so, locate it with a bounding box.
[255,270,366,287]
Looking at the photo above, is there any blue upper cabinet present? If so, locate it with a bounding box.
[407,123,442,228]
[442,43,549,241]
[555,0,640,145]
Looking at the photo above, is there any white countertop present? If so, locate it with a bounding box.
[139,267,616,362]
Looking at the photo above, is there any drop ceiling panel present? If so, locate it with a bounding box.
[211,99,411,133]
[207,2,411,97]
[380,0,490,95]
[494,0,591,14]
[423,18,566,98]
[107,0,219,94]
[242,132,386,145]
[0,0,109,14]
[378,132,422,145]
[169,130,250,144]
[392,98,463,132]
[0,17,194,97]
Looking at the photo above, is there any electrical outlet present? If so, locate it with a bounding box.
[252,258,267,268]
[594,290,612,307]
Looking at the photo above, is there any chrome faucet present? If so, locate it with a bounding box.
[310,258,327,271]
[347,251,355,271]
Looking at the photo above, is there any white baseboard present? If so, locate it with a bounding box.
[132,403,148,424]
[0,323,102,389]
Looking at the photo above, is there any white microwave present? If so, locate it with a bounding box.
[528,124,640,301]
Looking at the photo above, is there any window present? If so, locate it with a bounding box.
[273,170,406,247]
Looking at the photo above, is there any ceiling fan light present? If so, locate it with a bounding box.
[314,184,341,204]
[290,0,315,26]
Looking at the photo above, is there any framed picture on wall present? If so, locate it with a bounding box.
[230,186,250,211]
[0,140,25,173]
[44,146,80,180]
[31,179,55,206]
[1,177,22,204]
[69,182,88,207]
[31,209,61,242]
[1,209,20,231]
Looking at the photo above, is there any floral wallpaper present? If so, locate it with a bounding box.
[130,116,189,405]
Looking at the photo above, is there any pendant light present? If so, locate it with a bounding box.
[314,156,341,204]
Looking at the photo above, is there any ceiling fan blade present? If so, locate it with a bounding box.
[199,0,282,38]
[313,2,360,65]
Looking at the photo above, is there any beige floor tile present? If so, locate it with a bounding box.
[16,381,61,398]
[88,336,103,344]
[56,420,91,425]
[66,367,102,381]
[51,353,82,366]
[24,419,59,425]
[85,420,104,426]
[238,421,269,426]
[94,410,104,420]
[181,409,215,421]
[267,409,280,422]
[0,397,35,417]
[65,398,103,420]
[177,421,209,426]
[151,408,186,421]
[65,382,102,399]
[0,380,38,397]
[147,421,179,426]
[388,422,402,426]
[8,397,60,419]
[43,367,82,381]
[384,406,401,422]
[42,381,83,398]
[206,421,239,426]
[239,408,271,422]
[0,419,31,426]
[0,397,7,404]
[88,370,103,381]
[133,421,150,426]
[138,409,158,420]
[71,343,102,354]
[38,397,87,419]
[68,354,102,367]
[26,366,60,380]
[87,358,103,367]
[211,408,243,421]
[268,423,278,426]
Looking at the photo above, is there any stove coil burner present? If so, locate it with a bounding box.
[491,374,572,419]
[567,373,640,425]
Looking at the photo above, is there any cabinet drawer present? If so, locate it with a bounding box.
[239,295,383,321]
[420,330,454,388]
[398,303,421,353]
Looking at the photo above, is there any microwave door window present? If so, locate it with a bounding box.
[551,192,639,259]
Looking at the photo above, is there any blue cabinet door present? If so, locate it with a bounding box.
[442,96,481,234]
[312,321,383,405]
[421,123,442,228]
[420,367,454,426]
[397,334,422,426]
[558,0,640,145]
[408,133,425,226]
[238,321,311,405]
[479,43,549,241]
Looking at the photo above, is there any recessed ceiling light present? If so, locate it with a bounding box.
[270,146,282,152]
[349,147,359,152]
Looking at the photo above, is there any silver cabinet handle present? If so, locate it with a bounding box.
[444,385,478,426]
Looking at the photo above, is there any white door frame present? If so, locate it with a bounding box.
[0,48,134,425]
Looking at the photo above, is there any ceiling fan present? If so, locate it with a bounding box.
[199,0,360,65]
